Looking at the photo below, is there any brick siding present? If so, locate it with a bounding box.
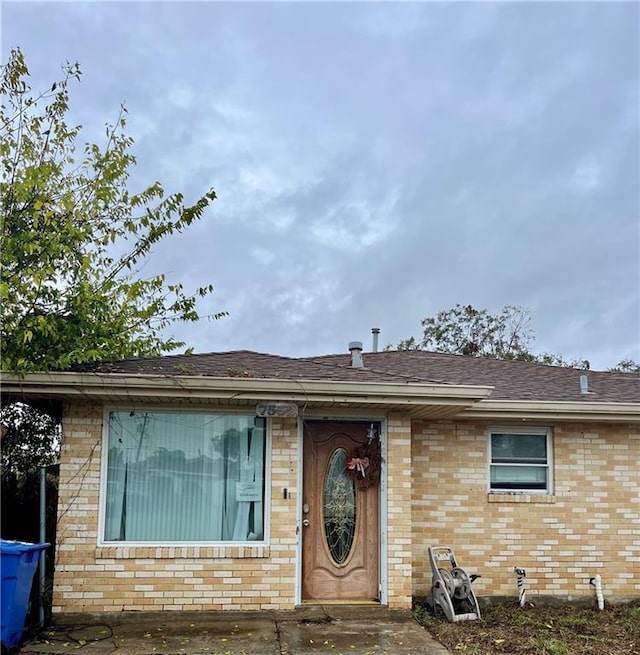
[386,414,413,607]
[54,403,299,612]
[53,403,638,613]
[411,420,640,601]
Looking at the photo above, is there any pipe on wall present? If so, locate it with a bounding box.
[39,467,46,626]
[590,574,604,610]
[514,567,527,608]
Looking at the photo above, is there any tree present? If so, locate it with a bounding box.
[1,403,60,474]
[0,402,61,549]
[421,304,535,360]
[1,48,225,374]
[389,304,591,369]
[609,358,640,374]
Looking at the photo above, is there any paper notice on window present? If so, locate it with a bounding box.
[236,481,262,502]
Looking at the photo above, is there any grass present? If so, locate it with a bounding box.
[413,600,640,655]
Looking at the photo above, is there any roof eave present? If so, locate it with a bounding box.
[0,371,493,416]
[4,373,636,422]
[459,399,640,423]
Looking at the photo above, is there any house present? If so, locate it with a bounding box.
[2,344,639,613]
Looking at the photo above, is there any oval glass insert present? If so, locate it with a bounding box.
[323,448,357,565]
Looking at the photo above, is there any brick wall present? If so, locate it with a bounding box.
[54,403,299,612]
[386,414,413,608]
[56,405,635,612]
[411,420,640,601]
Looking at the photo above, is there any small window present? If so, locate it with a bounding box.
[102,411,267,544]
[489,428,552,494]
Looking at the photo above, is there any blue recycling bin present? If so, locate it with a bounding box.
[1,540,50,649]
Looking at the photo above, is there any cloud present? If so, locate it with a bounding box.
[570,157,603,195]
[4,1,638,369]
[168,83,195,111]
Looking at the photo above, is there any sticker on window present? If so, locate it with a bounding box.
[236,481,262,502]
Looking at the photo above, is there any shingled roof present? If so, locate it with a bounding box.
[74,349,639,403]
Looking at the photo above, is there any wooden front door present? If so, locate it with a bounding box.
[302,421,380,602]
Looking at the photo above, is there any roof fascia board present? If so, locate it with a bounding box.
[0,371,494,404]
[460,400,640,422]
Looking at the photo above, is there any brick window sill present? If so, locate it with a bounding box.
[487,493,556,504]
[96,545,270,559]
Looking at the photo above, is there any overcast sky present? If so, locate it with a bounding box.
[3,1,639,370]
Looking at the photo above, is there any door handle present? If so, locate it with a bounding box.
[302,519,310,527]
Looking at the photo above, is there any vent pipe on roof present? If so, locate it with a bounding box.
[349,341,364,368]
[372,328,380,353]
[580,374,589,394]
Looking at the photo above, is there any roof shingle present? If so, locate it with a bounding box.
[74,349,640,403]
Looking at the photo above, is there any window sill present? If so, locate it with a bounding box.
[96,545,270,559]
[487,493,556,504]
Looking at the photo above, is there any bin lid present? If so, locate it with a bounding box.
[0,539,50,553]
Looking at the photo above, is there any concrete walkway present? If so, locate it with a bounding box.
[19,606,450,655]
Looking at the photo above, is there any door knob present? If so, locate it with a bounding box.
[302,519,310,527]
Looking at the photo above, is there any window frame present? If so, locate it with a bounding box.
[98,407,271,547]
[487,426,553,495]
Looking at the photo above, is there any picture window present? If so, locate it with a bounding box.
[102,411,267,544]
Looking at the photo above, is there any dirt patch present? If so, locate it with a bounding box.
[413,600,640,655]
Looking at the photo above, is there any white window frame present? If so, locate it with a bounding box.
[487,426,553,495]
[98,406,271,546]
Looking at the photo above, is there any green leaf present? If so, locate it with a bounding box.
[1,47,225,374]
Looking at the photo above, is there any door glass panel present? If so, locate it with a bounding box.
[323,448,356,565]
